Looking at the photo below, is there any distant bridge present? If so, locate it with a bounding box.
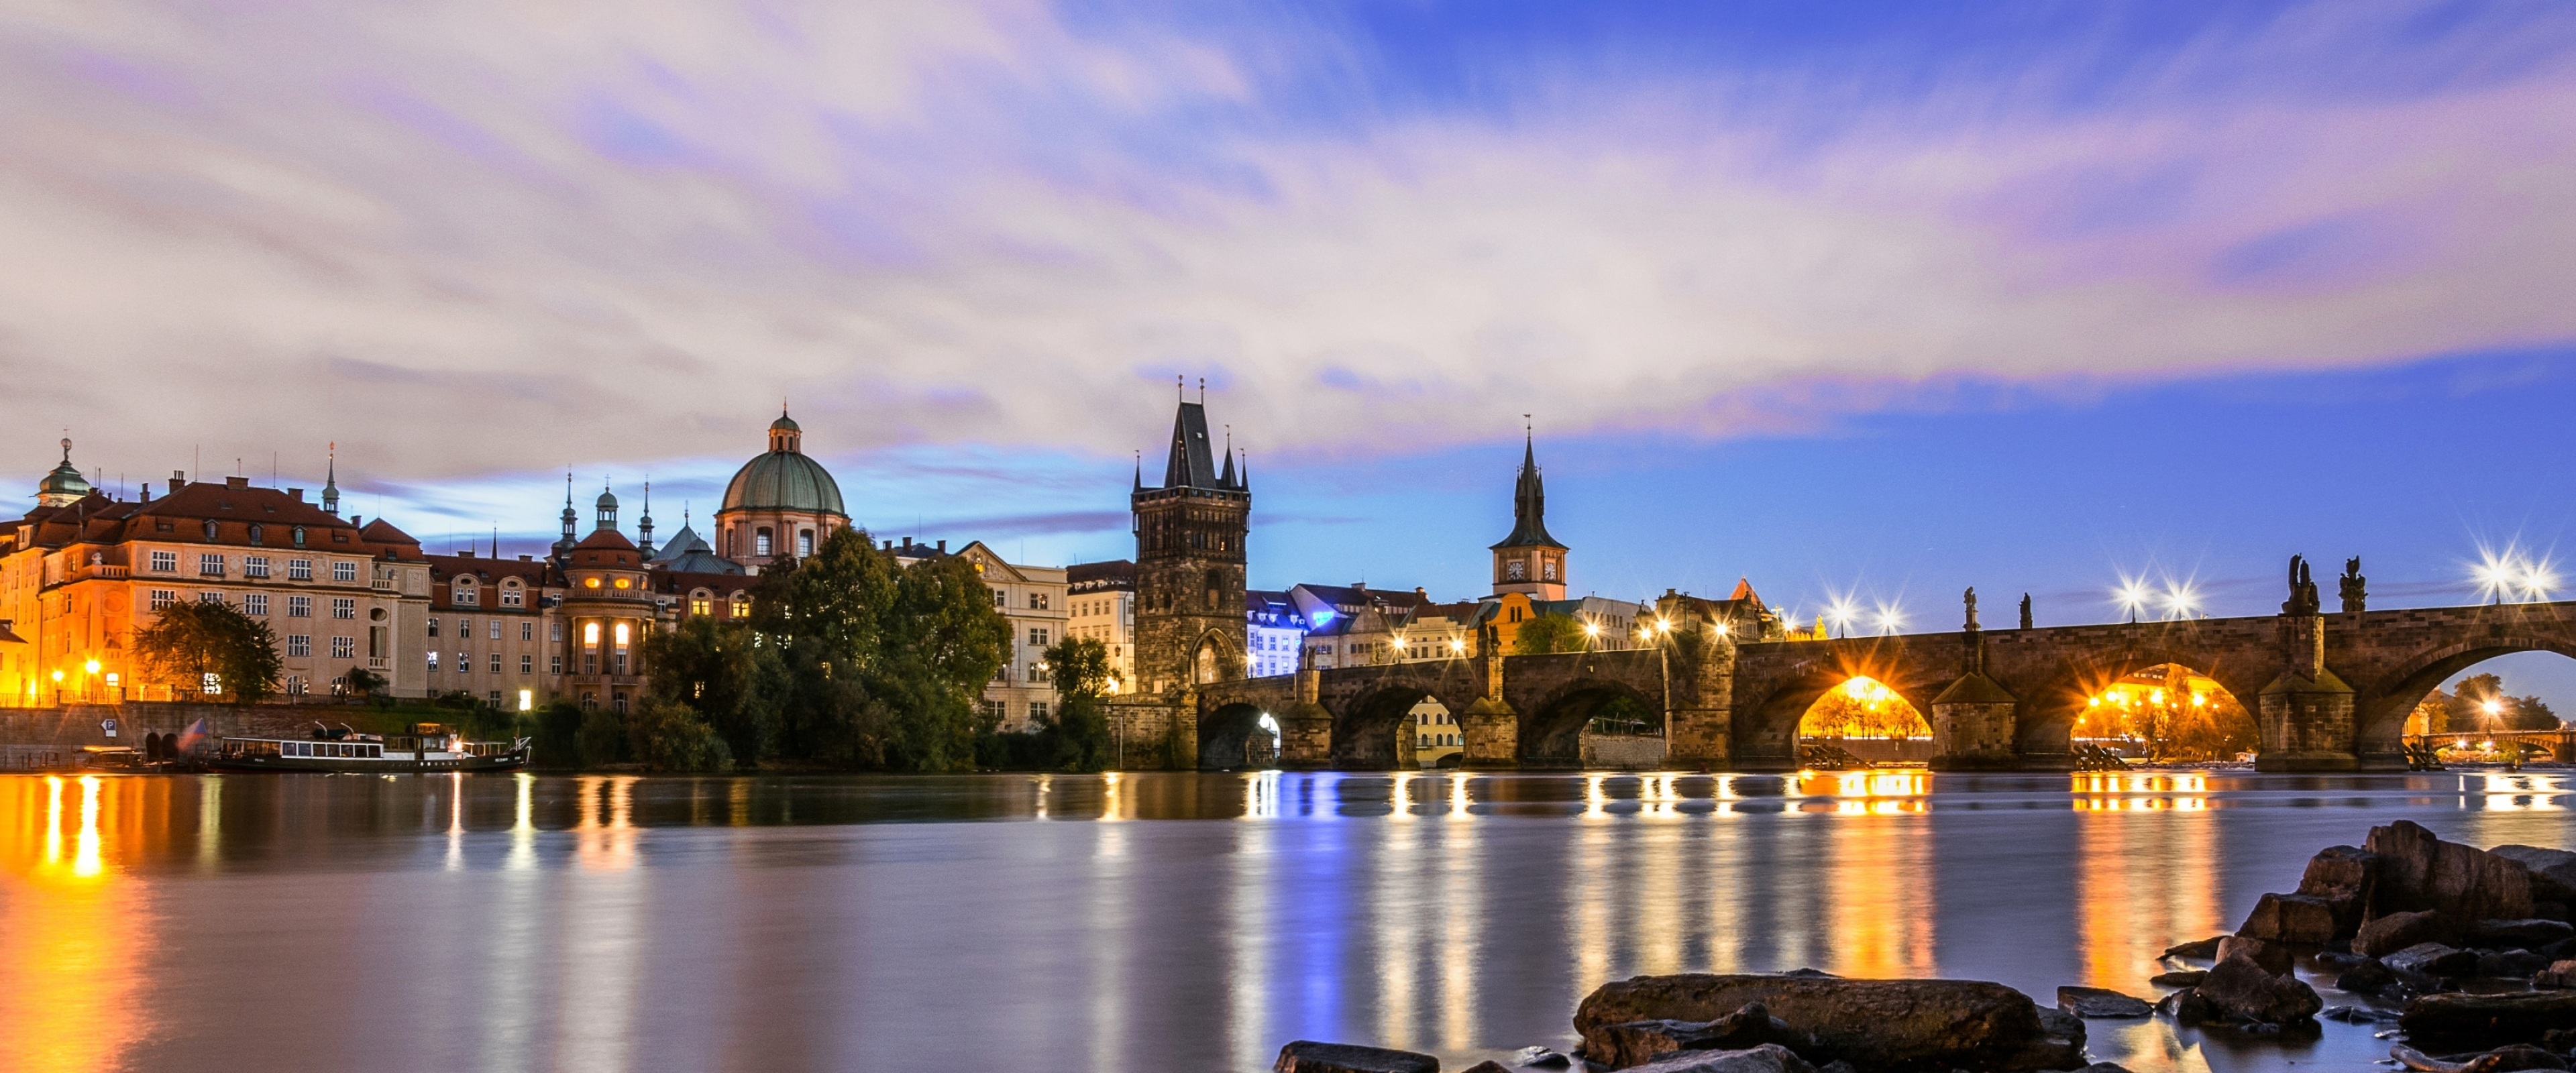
[1185,594,2576,773]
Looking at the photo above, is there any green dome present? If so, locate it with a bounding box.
[37,438,89,506]
[722,449,845,516]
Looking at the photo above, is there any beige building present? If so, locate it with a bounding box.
[1,447,433,705]
[943,541,1067,732]
[1067,560,1137,693]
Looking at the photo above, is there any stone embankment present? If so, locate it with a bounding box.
[1273,818,2576,1073]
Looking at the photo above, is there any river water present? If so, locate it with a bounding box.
[1,769,2568,1073]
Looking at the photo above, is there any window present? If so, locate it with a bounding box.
[199,591,225,605]
[488,620,500,640]
[583,622,600,647]
[287,596,311,618]
[690,595,711,616]
[149,589,175,610]
[613,622,630,648]
[798,530,813,557]
[427,651,440,672]
[551,622,564,641]
[458,618,472,637]
[521,655,533,674]
[244,555,270,579]
[287,634,311,657]
[1028,628,1050,646]
[243,594,268,616]
[199,553,225,576]
[755,528,773,556]
[731,594,751,618]
[288,558,313,580]
[1506,560,1525,580]
[331,636,356,659]
[291,526,305,547]
[203,520,219,541]
[332,561,358,581]
[500,583,523,608]
[489,653,502,673]
[455,652,470,674]
[550,655,563,675]
[1543,559,1558,581]
[452,584,476,607]
[981,699,1006,720]
[331,598,356,619]
[992,589,1006,608]
[149,551,178,573]
[248,524,264,545]
[1029,701,1051,721]
[427,617,440,638]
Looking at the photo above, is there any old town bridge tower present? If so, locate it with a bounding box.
[1132,391,1249,695]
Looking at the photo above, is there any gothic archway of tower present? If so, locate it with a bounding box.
[1191,630,1239,685]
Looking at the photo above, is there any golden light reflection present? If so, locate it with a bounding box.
[1242,771,1279,820]
[2472,773,2567,811]
[1582,774,1610,820]
[2071,773,2210,812]
[1101,771,1127,822]
[1036,773,1053,821]
[572,775,641,870]
[1,775,154,1072]
[1821,791,1935,978]
[1437,776,1479,1052]
[1376,775,1426,1049]
[2075,783,2220,991]
[1792,771,1929,815]
[1389,771,1417,823]
[1446,772,1472,821]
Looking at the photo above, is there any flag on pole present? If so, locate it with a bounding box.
[176,718,209,754]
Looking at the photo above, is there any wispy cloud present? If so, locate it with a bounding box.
[6,1,2576,490]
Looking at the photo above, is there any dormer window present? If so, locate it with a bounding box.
[202,520,218,541]
[291,526,306,546]
[248,524,264,545]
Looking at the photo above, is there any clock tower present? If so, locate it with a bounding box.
[1490,433,1568,600]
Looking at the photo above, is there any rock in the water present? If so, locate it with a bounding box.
[2478,950,2551,979]
[2483,1044,2573,1072]
[2055,986,2153,1019]
[1573,974,2080,1073]
[2192,950,2324,1025]
[2322,1005,2400,1023]
[1460,1064,1511,1073]
[2385,942,2481,978]
[1510,1046,1571,1068]
[1588,1006,1807,1070]
[2366,821,2537,922]
[2159,936,2224,960]
[1273,1040,1440,1073]
[2489,846,2576,903]
[2471,919,2576,948]
[2214,936,2292,974]
[2302,844,2381,895]
[2361,910,2457,957]
[2046,1064,2133,1073]
[2148,970,2206,988]
[2534,959,2576,989]
[1625,1045,1816,1073]
[2400,991,2576,1047]
[2335,957,2400,996]
[2237,892,2347,945]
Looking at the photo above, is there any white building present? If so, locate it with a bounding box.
[1246,589,1303,678]
[941,541,1067,732]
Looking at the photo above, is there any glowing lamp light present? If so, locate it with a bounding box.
[517,689,533,712]
[1711,622,1729,637]
[1582,622,1601,636]
[2483,699,2504,716]
[51,670,64,682]
[83,660,100,675]
[1448,639,1466,653]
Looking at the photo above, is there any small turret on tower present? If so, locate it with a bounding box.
[36,437,91,508]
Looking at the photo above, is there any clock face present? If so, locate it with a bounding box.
[1505,560,1526,580]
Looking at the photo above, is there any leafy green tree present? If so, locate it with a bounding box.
[625,697,733,771]
[1040,635,1114,770]
[747,528,1011,770]
[1511,613,1589,655]
[133,600,285,702]
[577,704,628,767]
[344,665,388,703]
[531,700,584,767]
[644,617,784,763]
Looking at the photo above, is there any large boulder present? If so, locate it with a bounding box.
[2489,846,2576,903]
[1586,1005,1809,1070]
[2384,942,2479,979]
[2056,986,2153,1019]
[2214,936,2292,974]
[1573,974,2080,1073]
[1625,1045,1816,1073]
[2399,991,2576,1047]
[2334,957,2400,996]
[2237,893,2345,945]
[1273,1041,1440,1073]
[2471,918,2575,948]
[2535,960,2576,989]
[2365,822,2536,922]
[2359,910,2456,957]
[2190,951,2324,1025]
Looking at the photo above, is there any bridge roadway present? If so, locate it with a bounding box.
[1179,598,2576,773]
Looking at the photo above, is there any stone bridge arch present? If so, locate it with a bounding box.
[1983,625,2275,763]
[2352,632,2576,759]
[1500,648,1669,769]
[1729,638,1942,771]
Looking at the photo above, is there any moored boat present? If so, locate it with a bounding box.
[201,722,531,773]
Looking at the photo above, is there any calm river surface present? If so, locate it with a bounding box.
[2,769,2570,1073]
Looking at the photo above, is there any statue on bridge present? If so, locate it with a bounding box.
[1963,587,1978,630]
[2340,557,2367,614]
[2019,593,2032,630]
[2284,555,2323,616]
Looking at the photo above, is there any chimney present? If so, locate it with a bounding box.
[881,540,892,551]
[172,469,186,488]
[287,488,303,502]
[902,536,913,551]
[140,483,152,503]
[460,549,475,559]
[225,476,249,490]
[519,554,533,561]
[937,539,947,553]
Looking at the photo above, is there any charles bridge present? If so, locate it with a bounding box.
[1180,561,2576,773]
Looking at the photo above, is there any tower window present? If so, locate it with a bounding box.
[799,529,814,557]
[755,528,773,556]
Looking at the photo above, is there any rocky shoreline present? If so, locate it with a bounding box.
[1273,820,2576,1073]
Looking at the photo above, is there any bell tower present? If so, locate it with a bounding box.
[1132,384,1250,695]
[1490,429,1568,600]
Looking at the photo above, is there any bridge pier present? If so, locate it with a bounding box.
[2255,610,2362,772]
[1276,666,1334,770]
[1927,675,2018,771]
[1460,630,1518,769]
[1663,624,1734,770]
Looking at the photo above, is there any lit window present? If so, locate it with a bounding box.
[613,577,631,589]
[427,652,440,672]
[583,622,600,647]
[584,577,600,589]
[690,597,711,616]
[612,622,630,648]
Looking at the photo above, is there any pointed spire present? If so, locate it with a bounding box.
[1491,418,1566,551]
[637,478,656,557]
[1219,425,1236,486]
[321,443,341,514]
[1238,448,1249,492]
[1133,451,1144,492]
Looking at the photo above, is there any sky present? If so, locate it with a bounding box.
[9,1,2576,695]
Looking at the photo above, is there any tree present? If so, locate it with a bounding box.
[344,665,387,702]
[1799,678,1929,739]
[577,705,628,767]
[1512,614,1589,655]
[644,617,784,764]
[746,528,1012,770]
[625,697,733,771]
[133,600,284,702]
[1039,635,1115,769]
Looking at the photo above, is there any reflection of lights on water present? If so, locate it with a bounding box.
[1582,775,1609,820]
[1390,772,1417,822]
[1242,771,1280,819]
[1101,771,1124,822]
[1035,773,1053,821]
[506,772,537,870]
[1447,774,1472,820]
[74,776,103,878]
[44,777,63,866]
[2070,772,2212,811]
[2477,773,2565,811]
